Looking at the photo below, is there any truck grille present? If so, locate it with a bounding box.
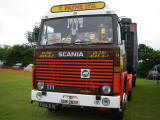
[35,59,114,89]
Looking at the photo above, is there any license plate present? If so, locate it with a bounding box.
[61,99,79,105]
[69,100,78,105]
[39,102,55,109]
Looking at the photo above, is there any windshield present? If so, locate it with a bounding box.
[40,16,113,45]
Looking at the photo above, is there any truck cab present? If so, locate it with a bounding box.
[31,2,138,120]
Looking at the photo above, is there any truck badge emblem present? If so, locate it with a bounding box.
[81,69,90,78]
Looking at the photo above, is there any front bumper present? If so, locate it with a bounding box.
[31,90,120,108]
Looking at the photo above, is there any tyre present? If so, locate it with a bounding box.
[112,109,123,120]
[128,91,132,101]
[112,94,126,119]
[112,84,128,120]
[132,75,136,87]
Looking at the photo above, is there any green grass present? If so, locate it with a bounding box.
[124,79,160,120]
[0,69,160,120]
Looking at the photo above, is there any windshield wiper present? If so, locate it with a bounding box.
[47,43,70,46]
[89,42,112,45]
[74,41,113,45]
[74,41,89,44]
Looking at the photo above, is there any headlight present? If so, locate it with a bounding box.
[36,92,42,100]
[37,82,44,90]
[102,98,110,106]
[102,85,111,94]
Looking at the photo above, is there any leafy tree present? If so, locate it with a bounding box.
[0,45,10,62]
[0,24,40,66]
[25,23,40,47]
[138,44,154,61]
[138,44,160,77]
[5,44,33,66]
[21,45,34,66]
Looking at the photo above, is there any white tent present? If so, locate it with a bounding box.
[24,64,33,72]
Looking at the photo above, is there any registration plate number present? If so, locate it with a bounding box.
[61,99,79,105]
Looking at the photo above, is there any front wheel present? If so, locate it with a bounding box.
[132,74,136,87]
[128,91,132,101]
[112,109,123,120]
[112,92,127,120]
[112,84,128,120]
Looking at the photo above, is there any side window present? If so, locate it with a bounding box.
[117,23,121,44]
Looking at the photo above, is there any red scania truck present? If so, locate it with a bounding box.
[31,1,138,120]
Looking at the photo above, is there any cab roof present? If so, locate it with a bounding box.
[42,1,116,19]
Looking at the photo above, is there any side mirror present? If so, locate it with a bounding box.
[120,18,132,25]
[33,27,40,42]
[120,18,132,40]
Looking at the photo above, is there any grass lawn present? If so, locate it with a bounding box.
[0,69,160,120]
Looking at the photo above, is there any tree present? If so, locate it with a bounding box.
[138,44,160,77]
[5,44,33,66]
[0,45,10,62]
[138,44,154,61]
[25,23,40,47]
[0,24,40,66]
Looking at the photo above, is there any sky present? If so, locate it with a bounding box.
[0,0,160,50]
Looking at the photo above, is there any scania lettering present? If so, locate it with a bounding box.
[58,51,84,57]
[31,1,138,120]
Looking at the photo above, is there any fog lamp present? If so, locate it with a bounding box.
[36,92,42,100]
[102,98,110,106]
